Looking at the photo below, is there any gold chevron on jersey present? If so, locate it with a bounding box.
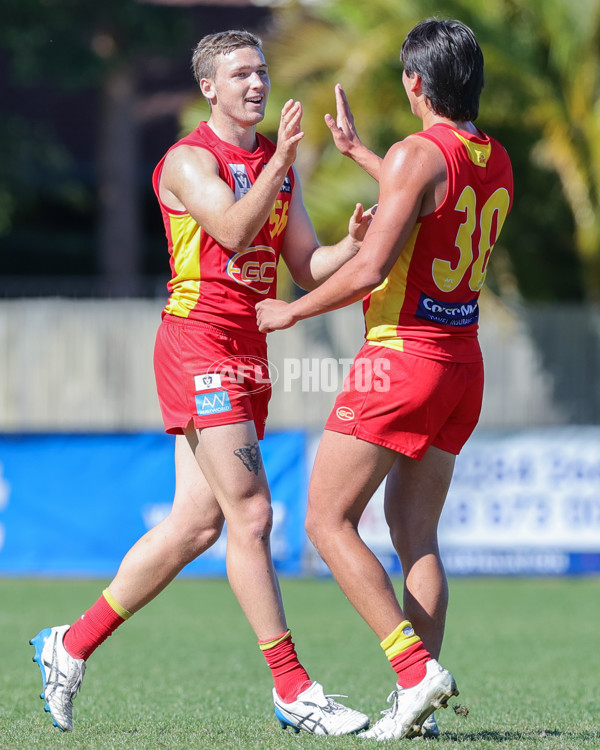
[452,130,491,167]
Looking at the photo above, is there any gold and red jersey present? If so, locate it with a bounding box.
[152,122,294,339]
[364,123,513,362]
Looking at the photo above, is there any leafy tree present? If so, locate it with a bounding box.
[502,0,600,301]
[0,0,190,294]
[0,0,270,295]
[262,0,596,302]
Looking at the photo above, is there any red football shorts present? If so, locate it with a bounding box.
[154,314,271,438]
[324,343,484,459]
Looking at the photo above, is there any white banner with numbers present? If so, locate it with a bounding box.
[312,427,600,576]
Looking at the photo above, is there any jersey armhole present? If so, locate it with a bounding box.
[414,132,451,218]
[153,155,190,217]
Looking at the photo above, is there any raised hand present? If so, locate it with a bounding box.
[275,99,305,168]
[325,84,382,180]
[324,84,363,157]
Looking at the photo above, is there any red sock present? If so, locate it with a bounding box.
[259,630,311,703]
[390,640,431,688]
[63,590,130,660]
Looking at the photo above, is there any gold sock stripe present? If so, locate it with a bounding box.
[258,629,291,652]
[102,589,133,620]
[381,620,421,660]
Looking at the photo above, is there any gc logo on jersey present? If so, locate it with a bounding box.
[226,245,277,295]
[336,406,355,421]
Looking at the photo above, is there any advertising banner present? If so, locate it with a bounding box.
[0,431,307,577]
[355,427,600,576]
[2,428,599,578]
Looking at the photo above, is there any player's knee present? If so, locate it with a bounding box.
[304,510,318,545]
[389,521,438,558]
[172,516,224,562]
[305,508,333,551]
[194,519,224,552]
[230,496,273,541]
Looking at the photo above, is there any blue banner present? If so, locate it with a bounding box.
[0,431,307,577]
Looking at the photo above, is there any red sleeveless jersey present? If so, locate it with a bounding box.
[152,122,294,339]
[364,123,513,362]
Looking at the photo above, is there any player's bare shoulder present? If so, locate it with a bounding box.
[382,135,445,190]
[159,144,220,211]
[401,134,445,177]
[162,143,219,185]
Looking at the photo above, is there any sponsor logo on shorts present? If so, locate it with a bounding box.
[226,245,277,295]
[336,406,355,421]
[194,373,222,392]
[195,390,232,416]
[416,292,479,327]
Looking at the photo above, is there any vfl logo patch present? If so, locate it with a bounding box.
[280,175,292,194]
[261,166,292,194]
[195,390,232,416]
[228,164,252,199]
[226,245,277,295]
[194,373,222,392]
[336,406,355,421]
[416,293,479,327]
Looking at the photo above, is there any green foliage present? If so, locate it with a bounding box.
[0,0,191,276]
[0,0,186,88]
[263,0,600,301]
[2,577,600,749]
[3,0,600,300]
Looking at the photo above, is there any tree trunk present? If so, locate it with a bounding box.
[97,60,141,297]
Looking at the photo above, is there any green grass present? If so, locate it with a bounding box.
[1,577,599,749]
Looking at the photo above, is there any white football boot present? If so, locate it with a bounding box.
[421,712,440,738]
[30,625,86,731]
[360,659,457,741]
[274,680,370,736]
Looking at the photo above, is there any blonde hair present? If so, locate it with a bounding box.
[191,29,262,86]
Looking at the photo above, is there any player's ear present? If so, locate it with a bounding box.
[409,72,422,94]
[200,77,216,104]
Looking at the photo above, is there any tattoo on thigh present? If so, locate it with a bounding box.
[234,442,263,475]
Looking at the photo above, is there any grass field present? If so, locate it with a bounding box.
[1,576,599,749]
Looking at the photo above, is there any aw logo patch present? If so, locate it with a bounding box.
[226,245,277,295]
[195,390,232,416]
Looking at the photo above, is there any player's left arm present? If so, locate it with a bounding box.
[280,169,374,291]
[257,137,438,332]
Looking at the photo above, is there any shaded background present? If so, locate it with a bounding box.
[0,0,272,297]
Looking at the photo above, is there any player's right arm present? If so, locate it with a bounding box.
[158,99,304,253]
